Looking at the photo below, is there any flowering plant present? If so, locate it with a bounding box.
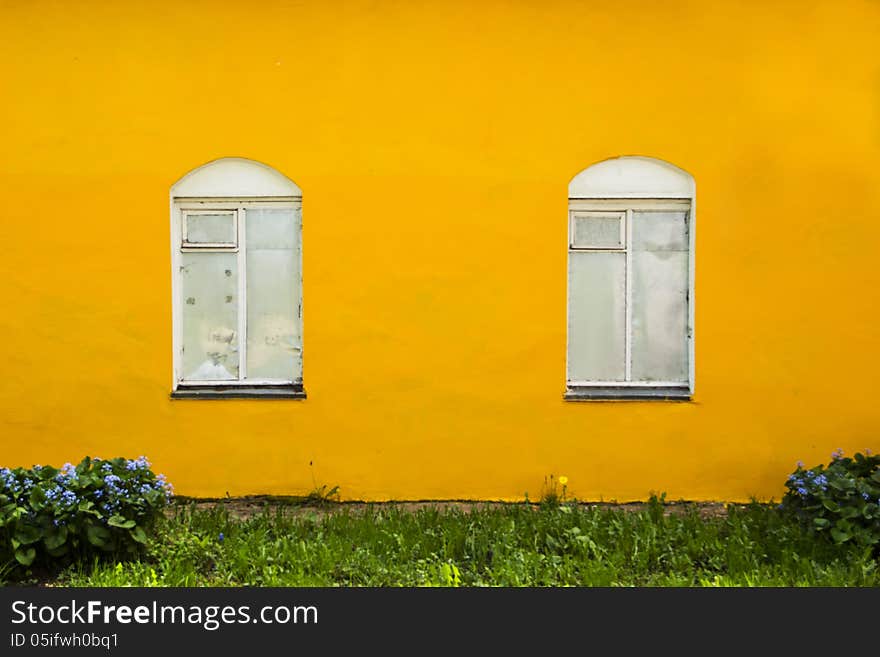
[0,456,173,568]
[781,449,880,549]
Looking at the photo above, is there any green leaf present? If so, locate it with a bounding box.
[28,486,46,507]
[130,525,147,544]
[86,524,111,548]
[14,524,42,545]
[108,515,136,529]
[830,528,851,543]
[37,466,58,481]
[44,525,68,550]
[14,546,36,566]
[812,517,830,528]
[46,544,68,557]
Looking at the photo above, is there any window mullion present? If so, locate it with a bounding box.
[237,206,247,381]
[624,208,633,382]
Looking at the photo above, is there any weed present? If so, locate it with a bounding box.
[539,474,569,507]
[304,461,340,505]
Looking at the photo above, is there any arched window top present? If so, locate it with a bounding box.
[171,157,302,198]
[568,156,694,199]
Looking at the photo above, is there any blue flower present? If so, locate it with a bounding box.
[218,533,224,542]
[125,455,151,471]
[797,487,808,496]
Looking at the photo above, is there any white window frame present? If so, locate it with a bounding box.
[569,211,626,250]
[181,209,238,249]
[169,158,304,399]
[566,157,695,400]
[171,199,302,389]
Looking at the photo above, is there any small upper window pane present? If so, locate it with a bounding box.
[184,212,237,246]
[571,212,625,249]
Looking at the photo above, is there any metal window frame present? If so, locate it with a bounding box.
[565,198,694,399]
[171,197,303,394]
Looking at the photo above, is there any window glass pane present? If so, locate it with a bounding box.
[185,213,236,244]
[571,213,624,249]
[632,211,687,251]
[246,208,302,381]
[631,211,688,382]
[568,252,626,381]
[180,252,239,380]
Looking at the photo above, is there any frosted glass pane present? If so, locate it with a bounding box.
[571,213,623,249]
[631,211,688,382]
[180,252,239,380]
[632,211,687,251]
[246,208,302,381]
[185,213,236,244]
[568,252,626,381]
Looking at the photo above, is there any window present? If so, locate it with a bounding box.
[170,158,304,398]
[565,157,694,400]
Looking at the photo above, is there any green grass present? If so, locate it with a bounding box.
[40,498,879,587]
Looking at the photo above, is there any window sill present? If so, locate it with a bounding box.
[564,386,691,401]
[171,384,306,400]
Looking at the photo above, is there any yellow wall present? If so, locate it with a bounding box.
[1,0,878,501]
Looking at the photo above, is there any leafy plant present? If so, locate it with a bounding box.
[428,561,462,587]
[304,484,341,505]
[780,449,880,550]
[539,474,569,507]
[304,460,340,505]
[0,456,173,571]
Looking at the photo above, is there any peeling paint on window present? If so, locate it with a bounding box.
[180,252,239,381]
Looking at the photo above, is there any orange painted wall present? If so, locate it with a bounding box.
[1,0,878,500]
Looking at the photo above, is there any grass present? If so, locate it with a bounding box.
[36,497,880,587]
